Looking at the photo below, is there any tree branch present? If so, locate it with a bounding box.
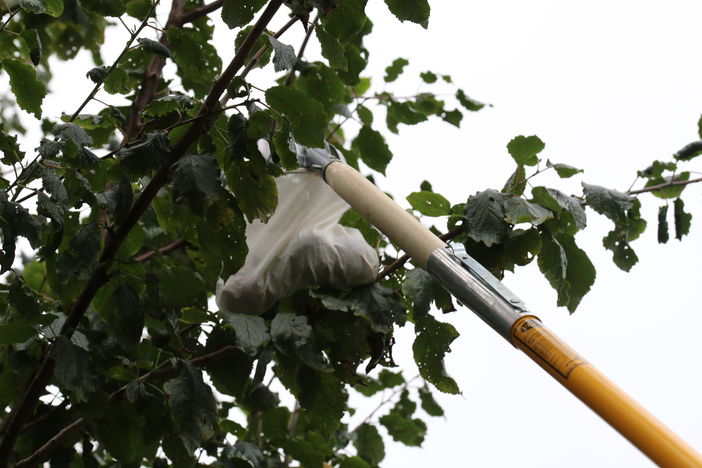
[178,0,223,25]
[0,1,285,463]
[68,0,160,122]
[628,176,702,196]
[377,225,464,280]
[15,345,240,467]
[133,238,189,262]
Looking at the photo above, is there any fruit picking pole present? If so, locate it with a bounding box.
[298,147,702,467]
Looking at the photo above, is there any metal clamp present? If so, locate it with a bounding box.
[426,245,528,341]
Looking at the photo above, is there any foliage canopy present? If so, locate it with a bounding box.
[0,0,701,466]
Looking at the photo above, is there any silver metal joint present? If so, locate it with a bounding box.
[295,143,341,177]
[426,245,528,341]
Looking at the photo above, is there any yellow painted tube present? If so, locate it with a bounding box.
[316,158,702,466]
[512,316,702,467]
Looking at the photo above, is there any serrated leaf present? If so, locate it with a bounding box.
[266,85,329,147]
[657,205,669,244]
[384,0,430,28]
[547,160,582,178]
[96,179,133,225]
[167,27,222,97]
[507,135,544,166]
[268,35,296,72]
[225,313,270,356]
[0,319,36,345]
[164,360,218,453]
[316,26,348,70]
[110,284,143,349]
[464,189,510,247]
[271,312,311,355]
[145,94,196,117]
[401,268,434,323]
[118,132,170,175]
[294,63,348,114]
[18,0,63,16]
[86,66,108,84]
[441,109,462,127]
[354,424,385,466]
[386,100,427,133]
[455,89,484,111]
[172,153,220,215]
[413,315,459,394]
[420,70,437,83]
[221,0,267,28]
[0,131,25,164]
[298,366,347,436]
[349,283,405,333]
[103,66,130,94]
[321,0,368,44]
[225,154,277,223]
[54,122,94,147]
[503,197,552,226]
[645,171,690,199]
[531,186,587,231]
[20,29,42,66]
[379,411,427,446]
[674,198,692,240]
[384,58,408,82]
[81,0,125,16]
[352,125,393,174]
[53,336,98,401]
[406,191,450,217]
[137,38,171,58]
[418,385,444,417]
[2,59,47,118]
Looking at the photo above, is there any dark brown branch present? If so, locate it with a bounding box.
[15,345,240,467]
[377,225,464,280]
[628,176,702,195]
[133,238,189,262]
[178,0,223,25]
[0,2,285,463]
[20,399,69,433]
[68,1,159,122]
[125,0,187,141]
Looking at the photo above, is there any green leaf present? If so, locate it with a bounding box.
[221,0,267,29]
[503,197,553,226]
[268,35,296,72]
[225,154,277,223]
[441,109,462,127]
[20,29,42,66]
[420,71,437,83]
[413,315,459,394]
[386,100,427,133]
[321,0,369,44]
[172,153,220,215]
[502,165,526,196]
[339,208,383,247]
[547,160,582,178]
[507,135,545,167]
[145,94,195,117]
[0,319,36,345]
[418,385,444,417]
[1,59,47,118]
[583,183,633,223]
[0,131,25,164]
[357,105,373,126]
[645,171,690,199]
[379,411,427,446]
[298,366,347,436]
[18,0,63,16]
[137,38,171,58]
[266,85,329,147]
[108,283,144,349]
[602,230,638,272]
[531,186,587,231]
[407,191,450,217]
[316,26,348,70]
[384,0,430,28]
[163,360,218,453]
[54,122,93,146]
[674,198,692,240]
[295,63,349,114]
[102,67,130,94]
[339,456,371,468]
[464,189,510,247]
[271,312,311,355]
[401,268,434,322]
[384,58,409,82]
[352,125,393,174]
[657,205,669,244]
[53,336,98,401]
[353,424,385,466]
[224,312,270,356]
[96,179,133,225]
[197,197,248,279]
[86,66,108,84]
[455,89,485,111]
[118,132,170,175]
[167,27,222,97]
[349,283,405,333]
[81,0,125,16]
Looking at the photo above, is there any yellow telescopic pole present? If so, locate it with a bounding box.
[299,150,702,467]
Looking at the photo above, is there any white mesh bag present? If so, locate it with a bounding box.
[216,146,379,315]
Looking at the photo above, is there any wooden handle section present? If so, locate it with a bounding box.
[324,162,445,268]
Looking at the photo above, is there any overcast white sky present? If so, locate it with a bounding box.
[7,1,702,466]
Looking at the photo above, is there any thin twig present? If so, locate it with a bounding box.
[133,238,189,262]
[354,375,420,431]
[178,0,223,25]
[377,225,464,279]
[627,176,702,195]
[284,13,318,86]
[0,4,17,31]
